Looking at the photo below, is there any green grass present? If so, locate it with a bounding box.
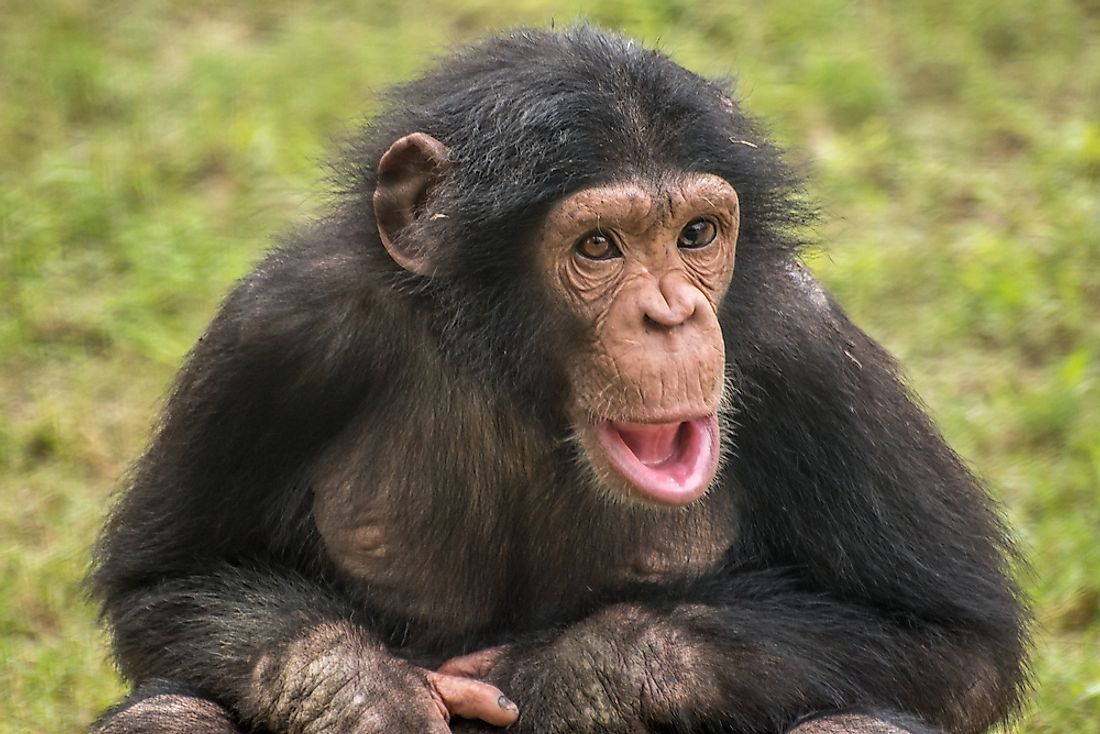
[1,1,1097,731]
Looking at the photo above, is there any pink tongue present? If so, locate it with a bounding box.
[595,416,718,506]
[616,422,683,465]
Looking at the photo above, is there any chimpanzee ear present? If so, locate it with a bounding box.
[373,132,451,276]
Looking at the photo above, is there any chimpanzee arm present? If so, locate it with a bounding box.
[91,237,515,733]
[100,565,516,734]
[477,570,1018,734]
[105,566,400,731]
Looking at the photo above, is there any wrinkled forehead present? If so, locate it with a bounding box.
[544,173,739,236]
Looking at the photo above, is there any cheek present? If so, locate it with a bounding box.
[683,243,736,304]
[555,257,621,319]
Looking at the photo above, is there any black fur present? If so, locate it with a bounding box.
[90,27,1030,734]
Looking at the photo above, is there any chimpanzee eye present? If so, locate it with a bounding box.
[575,231,621,260]
[678,218,718,249]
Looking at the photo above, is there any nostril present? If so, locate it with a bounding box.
[642,301,680,328]
[643,292,700,328]
[643,302,694,329]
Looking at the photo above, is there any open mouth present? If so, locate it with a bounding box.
[593,414,719,505]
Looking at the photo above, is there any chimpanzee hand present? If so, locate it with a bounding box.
[247,624,518,733]
[446,605,711,734]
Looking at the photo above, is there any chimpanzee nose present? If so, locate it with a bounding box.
[641,272,707,329]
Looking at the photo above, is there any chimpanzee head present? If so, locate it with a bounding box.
[358,26,804,506]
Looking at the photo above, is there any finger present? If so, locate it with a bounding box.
[427,671,520,727]
[437,645,509,678]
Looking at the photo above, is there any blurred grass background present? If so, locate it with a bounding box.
[0,0,1097,731]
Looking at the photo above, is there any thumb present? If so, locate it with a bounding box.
[427,670,519,727]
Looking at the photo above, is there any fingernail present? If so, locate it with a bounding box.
[498,695,517,710]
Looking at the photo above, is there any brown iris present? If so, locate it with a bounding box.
[575,231,621,260]
[677,218,718,249]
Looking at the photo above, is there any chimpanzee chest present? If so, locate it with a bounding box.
[312,478,737,637]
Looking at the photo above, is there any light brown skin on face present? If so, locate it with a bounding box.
[539,175,739,423]
[538,175,739,503]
